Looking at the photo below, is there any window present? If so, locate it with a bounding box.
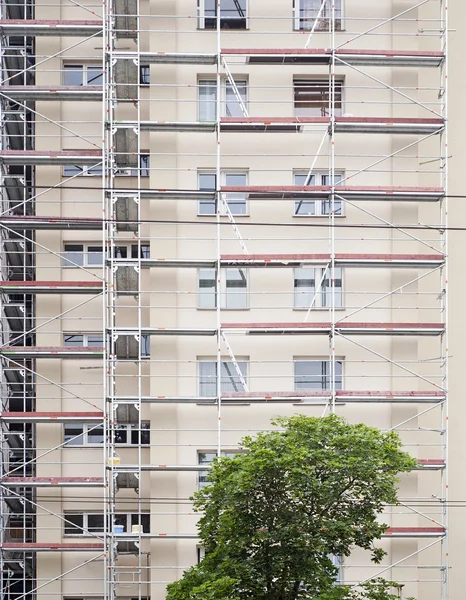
[140,65,150,85]
[199,0,247,29]
[198,78,248,121]
[294,0,342,31]
[64,512,149,535]
[64,334,103,347]
[114,423,151,445]
[114,244,150,259]
[294,266,343,308]
[198,451,238,489]
[198,359,248,396]
[198,268,248,309]
[63,243,150,267]
[64,155,149,178]
[294,359,343,391]
[63,64,103,86]
[64,422,150,446]
[294,79,343,117]
[294,172,344,216]
[62,244,103,267]
[198,172,247,215]
[63,163,103,177]
[114,154,150,177]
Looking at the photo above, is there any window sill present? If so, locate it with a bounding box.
[293,214,346,218]
[197,214,250,218]
[197,307,250,311]
[293,307,345,311]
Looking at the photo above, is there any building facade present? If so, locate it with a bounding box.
[1,0,464,599]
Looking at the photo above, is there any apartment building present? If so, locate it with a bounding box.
[1,0,464,599]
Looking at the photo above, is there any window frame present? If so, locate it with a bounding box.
[63,333,103,347]
[63,63,103,86]
[198,0,248,30]
[293,358,343,391]
[62,242,150,267]
[198,77,248,122]
[64,422,151,447]
[198,450,239,489]
[293,78,344,117]
[294,266,343,309]
[62,244,103,267]
[198,358,248,397]
[293,0,343,32]
[63,155,149,178]
[64,512,150,536]
[293,171,345,216]
[198,170,248,216]
[198,267,249,310]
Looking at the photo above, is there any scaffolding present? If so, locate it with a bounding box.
[0,0,449,599]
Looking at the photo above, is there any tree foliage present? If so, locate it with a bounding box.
[166,414,417,600]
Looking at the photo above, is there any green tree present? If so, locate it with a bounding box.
[166,414,417,600]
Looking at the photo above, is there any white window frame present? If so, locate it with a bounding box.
[198,77,248,121]
[293,78,344,117]
[294,171,345,216]
[64,512,150,536]
[198,170,248,216]
[293,0,343,31]
[294,358,343,391]
[62,242,150,267]
[294,266,343,309]
[198,450,239,489]
[64,422,150,446]
[63,333,103,347]
[63,63,103,86]
[198,358,248,397]
[198,0,248,30]
[63,155,149,178]
[62,244,103,267]
[198,268,248,309]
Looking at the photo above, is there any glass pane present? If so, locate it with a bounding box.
[86,164,102,176]
[295,360,324,390]
[87,246,103,265]
[87,514,105,532]
[64,513,83,534]
[294,267,316,308]
[114,426,128,444]
[114,513,128,531]
[294,173,316,186]
[199,361,217,396]
[64,165,83,177]
[140,422,150,445]
[140,154,150,176]
[321,267,342,307]
[198,452,216,489]
[140,65,150,85]
[131,244,150,259]
[86,66,103,86]
[225,80,247,117]
[64,424,84,446]
[114,246,128,259]
[64,334,83,346]
[221,361,247,392]
[224,173,246,215]
[225,268,247,309]
[199,80,216,122]
[199,173,216,215]
[63,244,84,267]
[199,268,217,309]
[131,513,150,532]
[141,335,150,357]
[63,65,83,86]
[87,335,103,347]
[87,426,104,444]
